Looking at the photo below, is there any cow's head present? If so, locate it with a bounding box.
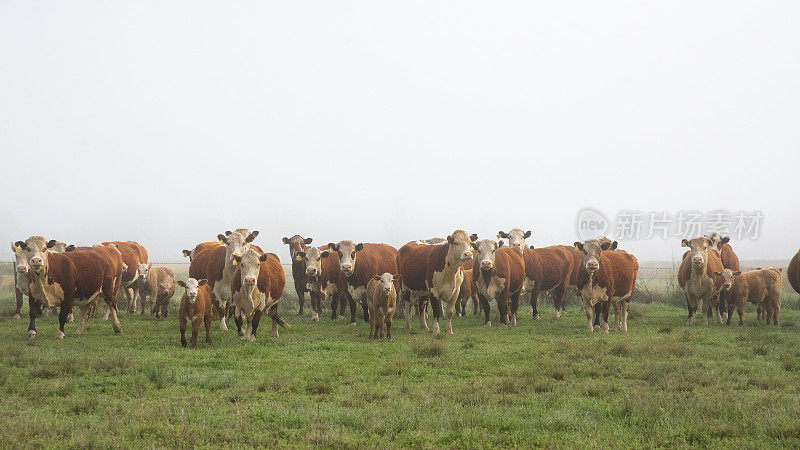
[498,229,531,252]
[474,239,499,271]
[218,230,258,269]
[282,235,313,263]
[705,233,730,252]
[137,263,153,282]
[713,268,741,291]
[329,240,364,277]
[300,247,329,279]
[574,239,616,273]
[372,272,398,295]
[15,236,64,273]
[177,278,207,303]
[445,230,476,265]
[681,236,714,268]
[232,248,268,289]
[11,242,29,274]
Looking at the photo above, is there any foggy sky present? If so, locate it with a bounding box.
[2,1,799,263]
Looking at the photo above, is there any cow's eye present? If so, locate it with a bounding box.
[351,252,355,259]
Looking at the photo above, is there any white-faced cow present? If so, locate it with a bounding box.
[231,248,288,341]
[678,237,724,325]
[282,235,314,315]
[472,239,525,326]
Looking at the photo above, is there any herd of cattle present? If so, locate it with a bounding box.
[9,229,800,346]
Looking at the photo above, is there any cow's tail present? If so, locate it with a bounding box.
[272,310,290,329]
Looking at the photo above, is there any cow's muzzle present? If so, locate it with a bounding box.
[586,260,599,271]
[480,260,493,270]
[16,265,28,273]
[341,264,352,274]
[244,277,256,286]
[306,267,317,275]
[692,256,703,265]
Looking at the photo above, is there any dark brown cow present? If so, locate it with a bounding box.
[472,239,525,327]
[297,246,345,321]
[15,236,125,340]
[455,267,477,317]
[100,241,148,313]
[188,230,259,331]
[789,249,800,295]
[574,239,638,332]
[521,245,573,320]
[330,241,399,326]
[678,237,724,325]
[282,235,314,315]
[397,231,476,334]
[178,278,212,348]
[231,249,288,341]
[182,242,221,261]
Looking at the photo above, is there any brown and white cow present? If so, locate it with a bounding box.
[367,273,399,341]
[178,278,212,348]
[99,241,148,313]
[231,248,287,341]
[297,246,345,321]
[136,263,176,319]
[15,236,125,339]
[282,235,314,315]
[329,240,398,326]
[678,236,724,325]
[188,230,259,331]
[705,233,740,319]
[12,239,73,320]
[716,267,783,326]
[397,231,476,333]
[789,249,800,296]
[472,239,525,327]
[574,239,638,332]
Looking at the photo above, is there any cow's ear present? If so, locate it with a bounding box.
[182,249,191,257]
[681,239,689,247]
[225,230,233,236]
[177,280,186,288]
[470,233,478,242]
[733,271,741,276]
[282,237,290,244]
[498,231,509,239]
[304,237,313,245]
[147,262,153,269]
[65,245,76,252]
[245,232,257,243]
[218,234,228,244]
[493,241,499,250]
[524,230,532,239]
[529,245,535,249]
[721,236,730,245]
[320,251,329,258]
[393,274,402,283]
[13,241,26,251]
[610,241,618,250]
[250,230,259,240]
[447,234,455,245]
[259,254,269,262]
[198,279,208,286]
[373,274,381,281]
[705,238,714,247]
[601,242,611,251]
[328,243,337,252]
[355,243,364,252]
[574,242,584,252]
[46,240,57,249]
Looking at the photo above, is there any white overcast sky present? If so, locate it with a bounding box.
[1,1,799,263]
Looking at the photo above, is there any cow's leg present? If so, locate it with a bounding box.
[454,299,461,317]
[420,297,429,330]
[234,305,244,336]
[737,299,744,326]
[330,292,338,320]
[103,304,111,321]
[430,296,444,334]
[27,299,38,340]
[553,284,567,319]
[75,304,92,334]
[339,293,346,319]
[191,319,199,348]
[14,288,23,319]
[180,319,187,347]
[621,300,629,332]
[404,292,413,330]
[592,303,602,328]
[219,300,229,331]
[583,298,594,332]
[102,279,123,333]
[125,286,136,314]
[712,294,722,324]
[362,298,370,323]
[56,301,72,339]
[529,287,541,320]
[204,313,212,344]
[479,293,491,327]
[271,312,280,338]
[310,291,320,322]
[386,312,393,341]
[701,297,710,325]
[726,296,734,325]
[510,292,520,326]
[444,297,457,334]
[471,294,479,315]
[348,295,358,326]
[686,294,697,325]
[296,283,305,316]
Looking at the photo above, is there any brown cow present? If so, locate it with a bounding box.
[716,268,783,326]
[397,231,476,334]
[297,246,345,321]
[188,230,259,331]
[282,235,314,315]
[135,263,175,319]
[329,241,398,326]
[472,239,525,326]
[574,239,638,332]
[177,278,212,348]
[706,233,740,320]
[231,248,288,341]
[454,267,478,317]
[789,249,800,295]
[678,237,724,325]
[12,240,73,321]
[367,273,399,341]
[100,241,148,313]
[15,236,125,339]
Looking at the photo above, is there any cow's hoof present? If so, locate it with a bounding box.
[554,310,561,319]
[311,313,319,322]
[27,330,37,340]
[13,314,20,319]
[237,330,245,337]
[56,331,65,339]
[432,322,440,334]
[338,315,345,320]
[75,328,83,335]
[67,314,74,323]
[350,322,357,327]
[485,321,491,328]
[533,314,540,320]
[220,324,228,331]
[113,325,122,334]
[271,332,279,338]
[528,307,534,316]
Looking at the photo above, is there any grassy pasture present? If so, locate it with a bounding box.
[1,265,800,448]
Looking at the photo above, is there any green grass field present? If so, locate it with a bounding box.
[2,282,800,448]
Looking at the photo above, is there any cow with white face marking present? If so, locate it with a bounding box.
[188,230,259,331]
[329,240,398,326]
[15,236,125,340]
[282,235,314,315]
[498,229,531,253]
[678,236,724,325]
[231,248,288,341]
[136,263,175,319]
[11,240,74,320]
[296,246,345,321]
[472,239,525,327]
[574,239,638,332]
[397,231,477,333]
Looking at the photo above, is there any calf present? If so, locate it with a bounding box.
[188,230,259,331]
[397,231,476,333]
[283,235,314,315]
[706,233,740,319]
[136,263,176,319]
[367,273,399,340]
[717,268,783,326]
[298,246,345,321]
[574,239,638,332]
[472,239,525,327]
[329,240,398,326]
[231,249,288,341]
[789,249,800,295]
[177,278,212,348]
[454,268,477,316]
[678,237,724,325]
[15,236,125,339]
